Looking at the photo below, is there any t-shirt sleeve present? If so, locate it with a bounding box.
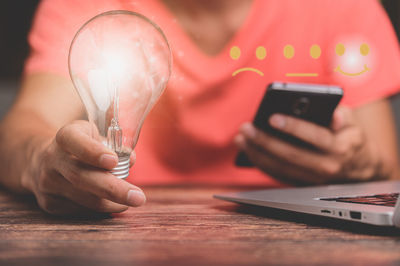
[24,0,120,78]
[327,0,400,107]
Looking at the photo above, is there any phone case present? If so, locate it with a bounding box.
[235,82,343,167]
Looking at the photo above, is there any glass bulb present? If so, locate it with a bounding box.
[68,10,171,179]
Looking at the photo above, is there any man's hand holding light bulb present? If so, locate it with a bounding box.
[9,11,172,216]
[23,120,145,215]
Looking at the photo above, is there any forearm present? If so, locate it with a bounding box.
[0,73,85,193]
[0,109,56,193]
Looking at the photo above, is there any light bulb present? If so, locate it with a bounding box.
[68,10,171,179]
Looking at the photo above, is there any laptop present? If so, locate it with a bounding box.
[214,180,400,227]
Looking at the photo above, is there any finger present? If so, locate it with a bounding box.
[39,171,129,213]
[267,115,336,152]
[236,136,328,185]
[331,126,365,156]
[237,126,341,176]
[55,158,146,207]
[56,121,118,170]
[36,193,94,216]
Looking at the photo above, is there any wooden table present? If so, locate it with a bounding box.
[1,185,400,266]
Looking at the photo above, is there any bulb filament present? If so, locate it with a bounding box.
[107,85,123,153]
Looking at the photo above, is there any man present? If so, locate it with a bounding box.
[0,0,399,215]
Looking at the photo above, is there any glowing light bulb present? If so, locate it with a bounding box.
[68,10,171,178]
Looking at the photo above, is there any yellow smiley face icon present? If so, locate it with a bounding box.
[230,46,266,76]
[334,43,370,76]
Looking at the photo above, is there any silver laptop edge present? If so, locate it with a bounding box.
[214,181,400,227]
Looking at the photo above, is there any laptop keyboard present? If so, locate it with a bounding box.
[320,193,399,207]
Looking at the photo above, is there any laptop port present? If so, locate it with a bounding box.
[350,211,362,220]
[321,210,331,214]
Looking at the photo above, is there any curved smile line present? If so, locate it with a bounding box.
[232,67,264,76]
[335,64,370,76]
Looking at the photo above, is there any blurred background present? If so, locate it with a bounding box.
[0,0,400,138]
[0,1,39,116]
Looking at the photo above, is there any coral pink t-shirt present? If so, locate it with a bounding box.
[25,0,400,185]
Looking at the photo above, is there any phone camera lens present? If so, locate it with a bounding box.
[293,97,310,116]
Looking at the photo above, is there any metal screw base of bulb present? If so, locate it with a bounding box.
[110,157,130,179]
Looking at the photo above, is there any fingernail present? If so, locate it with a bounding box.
[131,151,136,163]
[99,154,118,169]
[270,114,286,129]
[127,190,146,207]
[234,134,246,148]
[240,123,256,138]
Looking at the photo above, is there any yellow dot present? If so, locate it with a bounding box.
[310,45,321,59]
[230,46,241,60]
[335,43,345,56]
[255,46,267,60]
[360,43,370,56]
[283,45,295,59]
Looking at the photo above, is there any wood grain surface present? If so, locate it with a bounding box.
[1,185,400,266]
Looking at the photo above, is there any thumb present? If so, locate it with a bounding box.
[331,106,355,131]
[56,121,118,170]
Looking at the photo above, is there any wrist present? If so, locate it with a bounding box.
[20,136,52,194]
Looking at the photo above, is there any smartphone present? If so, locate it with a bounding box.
[235,82,343,167]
